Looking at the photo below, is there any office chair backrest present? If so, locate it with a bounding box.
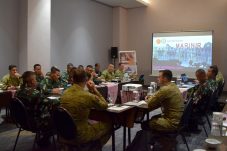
[10,98,33,130]
[0,91,12,107]
[179,99,193,128]
[218,80,225,96]
[52,107,76,140]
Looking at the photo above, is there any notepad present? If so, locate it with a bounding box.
[47,96,60,100]
[107,105,131,113]
[124,100,148,108]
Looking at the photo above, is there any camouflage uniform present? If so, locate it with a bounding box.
[60,84,111,146]
[114,69,124,80]
[61,70,69,84]
[95,69,102,77]
[40,77,67,95]
[16,87,59,130]
[187,80,218,130]
[187,81,212,105]
[36,74,44,84]
[100,70,115,82]
[207,79,218,92]
[0,74,21,90]
[146,83,184,131]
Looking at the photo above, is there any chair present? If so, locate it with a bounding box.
[176,99,193,151]
[10,98,55,151]
[217,80,225,97]
[149,100,193,151]
[52,107,101,151]
[0,91,12,116]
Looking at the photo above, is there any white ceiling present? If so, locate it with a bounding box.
[94,0,147,8]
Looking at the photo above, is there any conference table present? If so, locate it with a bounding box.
[0,81,193,151]
[201,103,227,151]
[91,82,194,151]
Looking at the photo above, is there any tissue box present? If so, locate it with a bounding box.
[122,84,142,92]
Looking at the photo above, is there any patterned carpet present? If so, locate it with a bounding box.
[0,108,212,151]
[2,92,227,151]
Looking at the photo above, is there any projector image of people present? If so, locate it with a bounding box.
[152,31,212,78]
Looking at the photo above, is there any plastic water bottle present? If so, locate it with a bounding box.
[147,87,154,96]
[150,82,157,92]
[108,94,113,104]
[176,76,182,86]
[133,91,140,102]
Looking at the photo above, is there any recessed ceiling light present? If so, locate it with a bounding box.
[136,0,151,5]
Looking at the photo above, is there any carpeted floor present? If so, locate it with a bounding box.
[0,110,212,151]
[0,93,226,151]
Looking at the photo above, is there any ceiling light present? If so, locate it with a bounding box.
[136,0,151,5]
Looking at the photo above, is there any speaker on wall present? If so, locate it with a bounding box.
[111,47,118,59]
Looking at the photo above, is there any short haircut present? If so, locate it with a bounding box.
[95,63,99,67]
[21,71,35,87]
[51,66,60,73]
[33,64,41,69]
[86,65,93,68]
[8,65,17,70]
[67,63,73,67]
[72,68,87,83]
[196,69,206,75]
[209,65,218,76]
[159,69,172,81]
[78,65,84,68]
[119,63,123,66]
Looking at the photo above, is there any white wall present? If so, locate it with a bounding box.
[51,0,113,70]
[127,0,227,89]
[27,0,51,73]
[0,0,19,77]
[18,0,28,73]
[113,7,128,52]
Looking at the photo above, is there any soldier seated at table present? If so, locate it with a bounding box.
[33,64,44,84]
[0,65,21,90]
[86,65,102,85]
[207,65,219,92]
[212,65,224,86]
[94,63,102,77]
[61,63,74,84]
[115,63,125,80]
[60,68,112,150]
[16,71,56,147]
[40,66,67,95]
[100,64,115,82]
[142,70,184,132]
[186,69,213,132]
[187,69,211,105]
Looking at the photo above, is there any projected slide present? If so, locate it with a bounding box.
[152,31,212,78]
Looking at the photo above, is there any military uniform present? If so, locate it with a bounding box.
[187,81,211,105]
[95,69,102,77]
[60,84,111,146]
[0,74,21,90]
[216,71,224,84]
[61,70,69,83]
[146,83,184,131]
[36,74,44,83]
[16,87,59,129]
[115,69,124,80]
[207,79,218,92]
[40,77,67,95]
[100,70,115,81]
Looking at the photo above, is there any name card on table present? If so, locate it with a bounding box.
[124,100,148,108]
[107,105,132,113]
